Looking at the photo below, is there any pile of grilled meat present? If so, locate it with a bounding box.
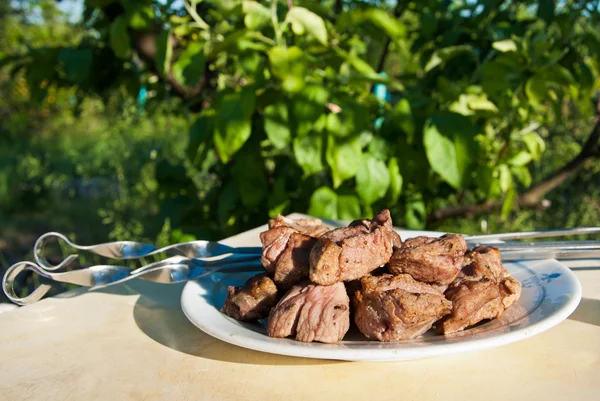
[221,210,522,343]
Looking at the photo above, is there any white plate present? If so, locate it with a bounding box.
[181,230,582,361]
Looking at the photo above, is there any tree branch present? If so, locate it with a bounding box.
[427,119,600,223]
[133,31,207,100]
[376,1,405,73]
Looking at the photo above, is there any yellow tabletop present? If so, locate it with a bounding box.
[1,219,599,401]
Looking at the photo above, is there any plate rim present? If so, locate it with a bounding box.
[180,230,583,361]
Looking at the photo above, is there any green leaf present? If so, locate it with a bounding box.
[387,157,402,204]
[522,133,545,160]
[492,39,517,52]
[155,30,173,75]
[232,147,267,208]
[347,54,380,80]
[264,101,291,149]
[525,74,547,109]
[326,135,361,188]
[362,8,406,39]
[425,45,477,73]
[128,6,154,30]
[109,16,130,59]
[367,136,388,160]
[501,189,518,219]
[217,182,239,227]
[327,95,370,138]
[292,85,328,137]
[243,1,270,30]
[172,42,205,87]
[286,7,328,45]
[337,7,406,40]
[187,111,214,161]
[308,186,338,219]
[268,175,290,217]
[508,151,532,166]
[59,48,93,84]
[545,64,575,85]
[405,196,426,229]
[268,46,306,93]
[333,47,380,80]
[294,135,324,176]
[392,98,415,137]
[355,156,390,205]
[498,164,513,193]
[423,113,477,189]
[537,0,555,24]
[337,195,362,220]
[511,165,532,187]
[214,87,256,162]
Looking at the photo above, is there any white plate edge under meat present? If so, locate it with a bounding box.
[180,230,582,361]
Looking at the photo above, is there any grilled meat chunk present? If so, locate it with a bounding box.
[439,246,522,334]
[309,209,398,286]
[460,246,508,282]
[354,274,452,341]
[221,274,279,321]
[439,280,504,334]
[267,215,330,237]
[388,234,467,285]
[260,216,328,288]
[268,282,350,343]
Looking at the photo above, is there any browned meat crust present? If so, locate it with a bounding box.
[354,274,452,341]
[221,274,279,321]
[268,281,350,343]
[388,234,467,285]
[309,209,398,285]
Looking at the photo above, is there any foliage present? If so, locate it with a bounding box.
[1,0,600,246]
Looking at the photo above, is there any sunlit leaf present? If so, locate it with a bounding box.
[243,1,270,30]
[387,157,403,204]
[294,135,324,176]
[286,7,328,45]
[338,195,361,220]
[109,16,130,59]
[264,101,291,149]
[308,186,338,219]
[214,87,256,162]
[155,29,173,75]
[326,135,361,188]
[492,39,517,52]
[423,113,477,189]
[268,46,306,93]
[356,156,390,205]
[425,45,477,72]
[172,42,205,87]
[498,164,513,193]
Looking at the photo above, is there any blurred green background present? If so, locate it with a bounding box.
[1,0,599,298]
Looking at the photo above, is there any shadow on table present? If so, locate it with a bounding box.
[568,297,600,327]
[127,280,342,366]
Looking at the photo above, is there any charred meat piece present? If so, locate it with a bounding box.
[460,246,509,282]
[439,246,522,334]
[439,280,504,334]
[267,215,330,237]
[354,274,452,341]
[260,216,329,288]
[499,276,521,309]
[309,209,398,286]
[221,274,279,321]
[272,233,318,289]
[268,282,350,343]
[388,234,467,286]
[458,245,521,308]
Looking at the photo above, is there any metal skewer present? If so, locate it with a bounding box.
[4,226,600,306]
